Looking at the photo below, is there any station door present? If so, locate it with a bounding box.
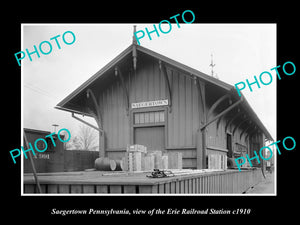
[134,126,165,151]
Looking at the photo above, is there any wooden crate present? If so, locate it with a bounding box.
[208,154,227,170]
[152,151,162,169]
[168,152,182,169]
[162,154,168,169]
[127,144,147,153]
[143,154,155,171]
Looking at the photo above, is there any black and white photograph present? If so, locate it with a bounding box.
[21,23,276,195]
[3,5,298,220]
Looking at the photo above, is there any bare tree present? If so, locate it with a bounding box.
[76,124,98,150]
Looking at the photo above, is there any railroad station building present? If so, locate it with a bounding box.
[55,28,273,170]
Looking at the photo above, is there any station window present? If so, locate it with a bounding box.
[134,111,165,124]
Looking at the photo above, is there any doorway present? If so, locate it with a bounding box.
[132,110,166,152]
[134,126,164,151]
[227,133,233,157]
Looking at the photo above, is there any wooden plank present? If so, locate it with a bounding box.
[209,176,212,194]
[71,185,82,193]
[58,184,70,193]
[47,184,58,193]
[216,174,220,193]
[184,180,189,194]
[24,184,35,193]
[175,181,180,194]
[180,180,185,194]
[172,71,179,147]
[96,185,108,193]
[40,184,47,193]
[185,77,193,146]
[178,73,185,146]
[83,185,95,193]
[123,185,136,194]
[213,175,216,193]
[192,179,196,193]
[170,182,176,193]
[165,183,170,194]
[158,184,164,193]
[152,185,158,194]
[205,176,209,194]
[139,185,156,194]
[220,174,224,194]
[198,177,202,193]
[110,185,122,193]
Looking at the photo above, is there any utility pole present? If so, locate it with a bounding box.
[52,124,59,133]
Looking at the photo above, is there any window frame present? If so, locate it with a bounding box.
[132,107,166,128]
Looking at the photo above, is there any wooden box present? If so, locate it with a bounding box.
[162,154,168,169]
[168,152,182,169]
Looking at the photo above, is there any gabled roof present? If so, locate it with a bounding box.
[56,44,234,109]
[56,43,273,141]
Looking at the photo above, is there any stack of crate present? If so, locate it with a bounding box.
[122,145,147,172]
[208,154,227,170]
[122,145,183,172]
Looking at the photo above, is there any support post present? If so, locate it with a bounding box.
[198,96,244,169]
[195,78,206,169]
[260,132,266,179]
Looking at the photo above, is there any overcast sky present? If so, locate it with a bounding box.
[22,23,276,140]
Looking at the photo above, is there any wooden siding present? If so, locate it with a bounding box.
[167,68,200,148]
[96,55,262,169]
[23,169,263,194]
[99,57,200,151]
[129,57,166,103]
[206,113,227,150]
[100,80,129,150]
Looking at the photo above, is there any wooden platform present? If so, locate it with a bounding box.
[23,168,263,194]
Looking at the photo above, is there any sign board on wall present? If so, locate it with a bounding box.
[131,99,168,109]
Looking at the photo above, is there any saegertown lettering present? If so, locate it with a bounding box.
[51,208,131,216]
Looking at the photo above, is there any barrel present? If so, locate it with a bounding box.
[95,157,116,171]
[114,159,124,171]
